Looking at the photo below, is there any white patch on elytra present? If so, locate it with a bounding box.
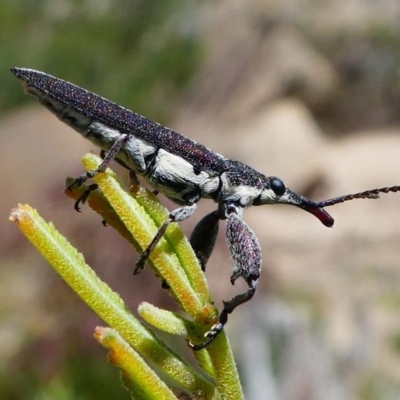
[87,121,157,172]
[151,149,201,183]
[86,121,120,143]
[124,134,157,172]
[26,85,92,130]
[148,149,219,202]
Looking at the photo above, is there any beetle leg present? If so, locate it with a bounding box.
[190,207,261,350]
[189,211,220,271]
[134,203,197,274]
[68,133,129,190]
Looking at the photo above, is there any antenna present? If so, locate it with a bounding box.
[316,185,400,208]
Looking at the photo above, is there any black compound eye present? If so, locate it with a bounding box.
[270,178,285,196]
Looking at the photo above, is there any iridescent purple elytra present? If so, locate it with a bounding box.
[12,67,400,350]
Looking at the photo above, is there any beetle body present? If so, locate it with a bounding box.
[12,68,399,349]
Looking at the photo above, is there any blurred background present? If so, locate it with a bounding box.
[1,0,400,399]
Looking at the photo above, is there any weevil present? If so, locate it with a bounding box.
[11,67,400,350]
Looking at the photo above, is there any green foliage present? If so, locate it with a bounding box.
[1,0,202,122]
[10,154,244,399]
[0,354,129,400]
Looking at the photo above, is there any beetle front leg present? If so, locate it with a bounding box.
[189,211,220,271]
[190,210,261,350]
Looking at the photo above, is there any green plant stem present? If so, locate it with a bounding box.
[9,204,216,398]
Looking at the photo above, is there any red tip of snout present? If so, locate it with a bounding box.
[307,206,334,227]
